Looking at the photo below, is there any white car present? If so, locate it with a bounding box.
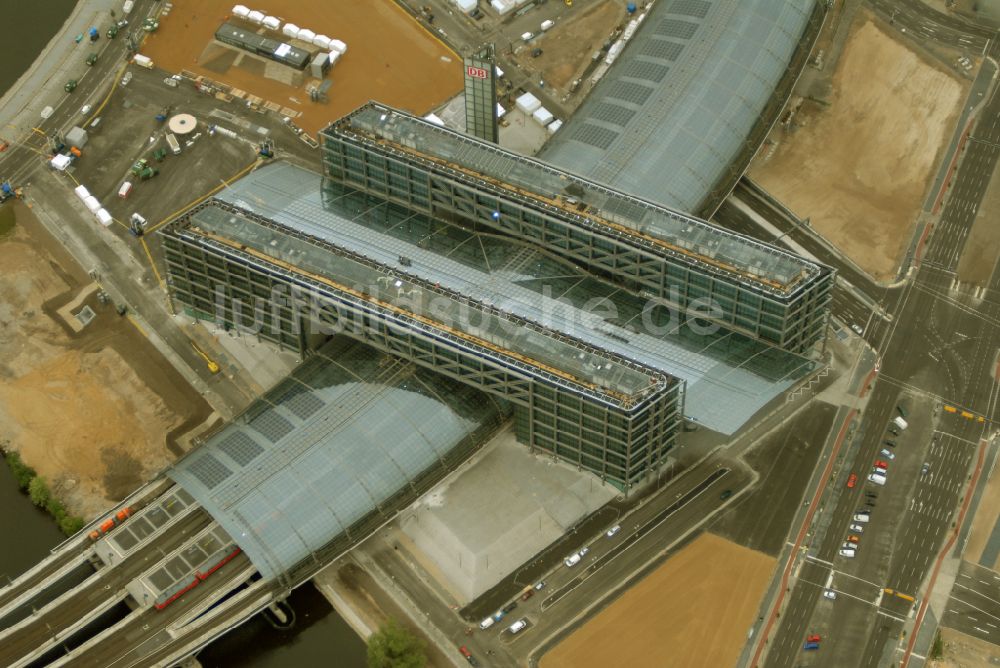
[839,548,856,558]
[849,523,864,533]
[121,71,133,87]
[579,546,589,557]
[853,512,870,523]
[508,619,527,634]
[823,590,837,600]
[606,525,621,538]
[868,473,887,486]
[851,323,864,336]
[880,448,895,460]
[564,553,581,568]
[80,104,92,116]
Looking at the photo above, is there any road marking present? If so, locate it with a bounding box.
[877,608,907,623]
[805,554,834,567]
[975,626,990,634]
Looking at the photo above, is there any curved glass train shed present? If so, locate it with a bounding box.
[167,337,507,581]
[539,0,815,214]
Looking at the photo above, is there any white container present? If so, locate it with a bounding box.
[133,54,154,69]
[605,39,624,65]
[329,39,347,54]
[491,0,515,15]
[547,118,562,134]
[623,19,639,40]
[453,0,477,12]
[247,10,265,24]
[312,34,332,49]
[423,113,445,127]
[541,19,555,31]
[282,23,299,38]
[232,4,250,17]
[262,16,281,30]
[532,106,554,126]
[515,92,541,114]
[496,103,506,118]
[74,185,90,201]
[297,28,316,42]
[84,196,101,212]
[96,209,113,227]
[51,154,72,171]
[327,51,341,67]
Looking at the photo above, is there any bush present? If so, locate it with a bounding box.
[28,476,50,508]
[5,451,36,490]
[366,618,426,668]
[58,514,85,536]
[930,631,944,660]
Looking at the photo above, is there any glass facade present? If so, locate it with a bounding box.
[163,205,681,492]
[320,103,834,355]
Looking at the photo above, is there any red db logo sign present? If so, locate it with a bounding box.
[466,66,489,79]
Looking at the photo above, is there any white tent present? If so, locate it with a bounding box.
[297,28,316,42]
[232,5,250,17]
[74,184,90,201]
[96,209,113,227]
[532,106,554,126]
[84,195,101,212]
[515,92,541,114]
[547,119,563,134]
[423,113,445,126]
[247,10,265,24]
[329,39,347,54]
[50,154,72,171]
[312,34,332,49]
[328,51,341,67]
[262,15,281,30]
[282,23,299,38]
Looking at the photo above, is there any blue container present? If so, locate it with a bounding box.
[626,2,637,13]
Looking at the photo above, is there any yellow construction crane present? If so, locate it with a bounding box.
[190,340,221,374]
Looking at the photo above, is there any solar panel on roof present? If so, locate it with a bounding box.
[248,408,294,443]
[278,383,326,420]
[670,0,711,18]
[189,453,233,489]
[657,18,699,39]
[218,431,265,467]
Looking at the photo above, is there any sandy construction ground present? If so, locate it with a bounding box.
[540,532,774,668]
[0,203,210,519]
[513,1,624,93]
[933,626,1000,667]
[750,13,965,281]
[140,0,462,135]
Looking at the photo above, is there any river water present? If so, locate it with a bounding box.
[0,15,366,665]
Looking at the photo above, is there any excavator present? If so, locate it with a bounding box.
[190,340,220,374]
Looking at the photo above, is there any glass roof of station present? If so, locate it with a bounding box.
[168,337,506,581]
[326,103,823,298]
[190,162,814,433]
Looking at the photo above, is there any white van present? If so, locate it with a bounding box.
[868,473,887,486]
[839,548,856,558]
[479,617,495,630]
[893,416,908,430]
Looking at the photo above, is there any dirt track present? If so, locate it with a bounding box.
[0,203,211,519]
[540,532,775,668]
[750,13,964,281]
[140,0,462,135]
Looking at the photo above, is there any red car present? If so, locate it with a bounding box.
[874,460,889,469]
[807,634,822,643]
[847,473,857,488]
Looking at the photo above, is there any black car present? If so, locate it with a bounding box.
[884,440,896,447]
[531,47,543,57]
[501,601,518,614]
[719,489,733,500]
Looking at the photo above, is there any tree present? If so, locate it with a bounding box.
[28,476,50,508]
[5,451,36,490]
[930,630,944,660]
[366,619,426,668]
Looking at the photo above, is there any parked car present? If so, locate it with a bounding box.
[606,525,621,538]
[823,589,837,600]
[564,553,582,567]
[847,473,857,488]
[880,448,895,459]
[521,589,534,602]
[508,619,527,634]
[853,512,870,522]
[850,523,865,533]
[884,439,897,447]
[921,462,931,475]
[579,546,589,557]
[479,617,495,630]
[851,323,864,335]
[874,459,889,469]
[534,581,546,590]
[847,535,860,544]
[719,489,733,500]
[807,634,822,642]
[501,601,517,614]
[839,548,856,558]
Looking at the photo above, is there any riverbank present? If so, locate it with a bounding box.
[0,0,119,138]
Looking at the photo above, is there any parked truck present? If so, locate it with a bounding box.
[892,416,908,431]
[133,54,154,69]
[165,132,181,155]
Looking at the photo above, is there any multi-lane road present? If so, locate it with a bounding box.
[759,15,1000,668]
[941,560,1000,643]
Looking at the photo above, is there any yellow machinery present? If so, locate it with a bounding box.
[190,340,221,374]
